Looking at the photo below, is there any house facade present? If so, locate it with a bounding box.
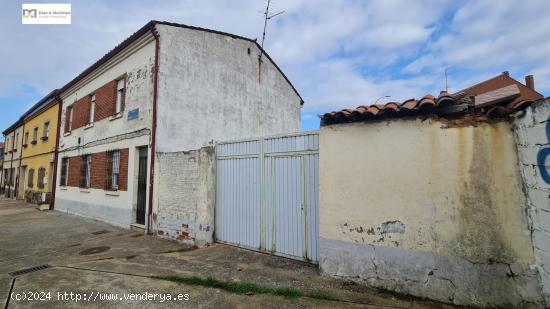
[20,91,60,205]
[54,21,302,238]
[2,122,24,199]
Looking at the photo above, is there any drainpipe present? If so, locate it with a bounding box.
[50,95,62,209]
[147,25,160,234]
[7,131,15,197]
[16,123,24,200]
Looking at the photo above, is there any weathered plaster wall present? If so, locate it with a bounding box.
[319,118,543,307]
[153,146,215,247]
[154,24,301,152]
[56,36,155,228]
[151,25,301,246]
[514,98,550,306]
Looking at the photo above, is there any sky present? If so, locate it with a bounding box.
[1,0,550,134]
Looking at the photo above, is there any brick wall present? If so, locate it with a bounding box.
[95,80,118,122]
[62,148,129,191]
[64,77,125,132]
[90,152,107,189]
[67,156,81,187]
[72,96,90,130]
[154,147,215,247]
[513,98,550,306]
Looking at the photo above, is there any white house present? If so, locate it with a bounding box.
[54,21,302,245]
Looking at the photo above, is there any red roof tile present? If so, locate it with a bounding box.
[321,74,544,126]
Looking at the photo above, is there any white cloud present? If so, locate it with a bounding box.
[0,0,549,127]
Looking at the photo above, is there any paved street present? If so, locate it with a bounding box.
[0,198,454,308]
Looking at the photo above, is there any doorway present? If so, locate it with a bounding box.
[136,147,148,225]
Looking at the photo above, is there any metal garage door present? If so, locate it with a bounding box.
[215,132,319,263]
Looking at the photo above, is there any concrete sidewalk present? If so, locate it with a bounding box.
[0,199,454,308]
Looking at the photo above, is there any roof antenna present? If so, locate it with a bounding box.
[258,0,284,82]
[445,68,449,92]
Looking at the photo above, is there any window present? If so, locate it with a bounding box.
[37,167,46,189]
[116,78,124,114]
[24,132,29,145]
[43,122,50,140]
[79,155,91,188]
[5,137,8,151]
[28,169,34,188]
[60,158,69,186]
[89,94,95,123]
[106,150,120,190]
[15,133,19,149]
[32,127,38,144]
[67,106,73,131]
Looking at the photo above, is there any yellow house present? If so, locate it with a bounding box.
[20,90,60,205]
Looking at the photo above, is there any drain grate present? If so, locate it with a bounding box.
[79,246,110,255]
[91,230,109,235]
[9,265,50,277]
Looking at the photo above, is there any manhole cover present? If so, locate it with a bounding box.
[79,246,110,255]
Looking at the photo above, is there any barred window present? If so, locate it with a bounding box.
[106,150,120,190]
[60,158,68,186]
[79,155,91,188]
[37,167,46,189]
[28,169,34,188]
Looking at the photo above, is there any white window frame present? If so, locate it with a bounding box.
[90,94,95,123]
[116,78,124,114]
[68,107,73,131]
[43,121,50,138]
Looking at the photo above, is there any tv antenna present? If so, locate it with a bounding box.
[258,0,284,65]
[445,68,449,91]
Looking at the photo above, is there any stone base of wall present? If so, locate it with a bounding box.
[56,198,132,228]
[320,237,544,307]
[153,146,215,247]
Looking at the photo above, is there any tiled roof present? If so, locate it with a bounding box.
[321,74,543,126]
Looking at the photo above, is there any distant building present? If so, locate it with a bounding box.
[0,142,4,194]
[19,90,61,205]
[2,121,24,199]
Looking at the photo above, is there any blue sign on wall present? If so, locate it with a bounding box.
[128,108,139,121]
[537,116,550,184]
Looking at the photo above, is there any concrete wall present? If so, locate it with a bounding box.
[152,146,215,247]
[56,35,155,228]
[514,98,550,306]
[154,24,301,152]
[319,117,543,307]
[152,25,301,246]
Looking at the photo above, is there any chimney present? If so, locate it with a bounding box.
[525,75,535,91]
